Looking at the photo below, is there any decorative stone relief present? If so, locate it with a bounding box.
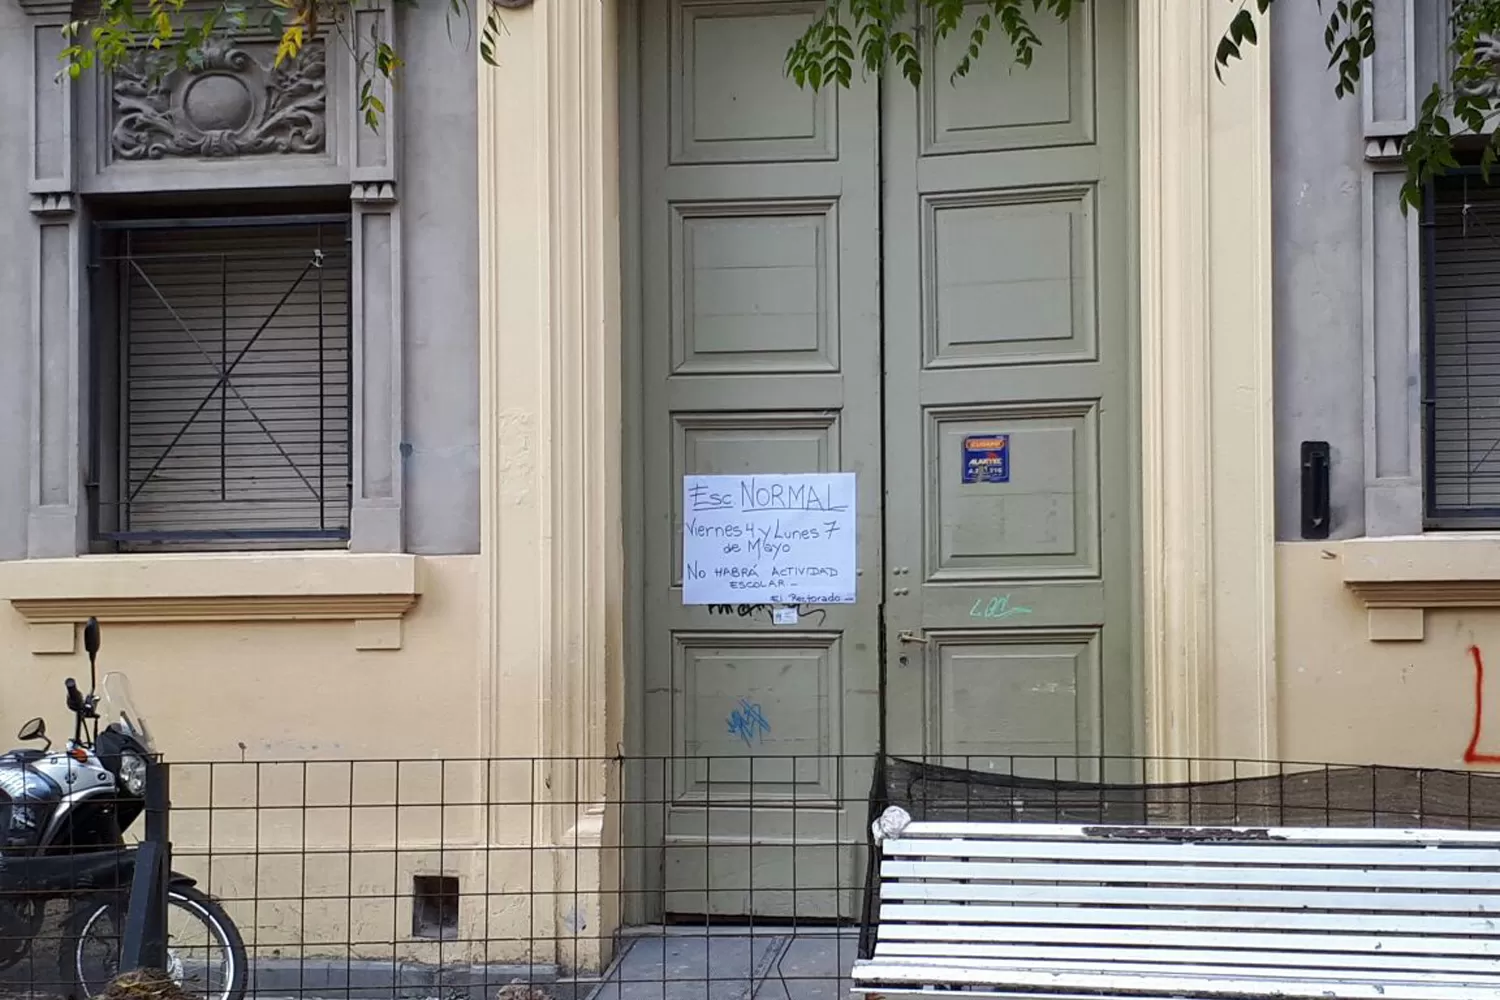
[28,193,74,217]
[1364,137,1403,163]
[1458,33,1500,99]
[111,41,326,160]
[351,181,398,204]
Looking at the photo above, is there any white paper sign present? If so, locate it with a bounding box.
[682,473,857,605]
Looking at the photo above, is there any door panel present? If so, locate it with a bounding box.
[881,0,1138,782]
[922,6,1093,154]
[632,0,1138,919]
[927,633,1103,761]
[638,0,881,919]
[923,188,1098,367]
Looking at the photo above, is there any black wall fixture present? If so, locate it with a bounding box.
[1301,440,1331,540]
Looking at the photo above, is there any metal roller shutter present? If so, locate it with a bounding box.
[1428,177,1500,523]
[113,220,352,543]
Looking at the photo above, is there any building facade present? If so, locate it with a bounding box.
[0,0,1321,973]
[1272,0,1500,771]
[0,0,494,965]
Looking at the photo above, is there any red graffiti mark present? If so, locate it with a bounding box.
[1465,646,1500,765]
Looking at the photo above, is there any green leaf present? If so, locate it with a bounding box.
[1215,36,1241,78]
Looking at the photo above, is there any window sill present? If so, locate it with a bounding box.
[0,552,420,654]
[1341,535,1500,641]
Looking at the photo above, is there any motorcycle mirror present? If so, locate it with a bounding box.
[82,617,100,695]
[17,718,45,742]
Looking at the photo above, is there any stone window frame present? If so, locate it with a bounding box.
[1338,1,1500,644]
[1356,0,1425,538]
[1355,0,1500,538]
[19,0,406,556]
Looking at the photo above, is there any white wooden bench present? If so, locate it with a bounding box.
[853,809,1500,999]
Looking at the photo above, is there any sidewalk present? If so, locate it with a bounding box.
[586,927,858,1000]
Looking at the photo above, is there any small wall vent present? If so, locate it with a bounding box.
[412,875,460,940]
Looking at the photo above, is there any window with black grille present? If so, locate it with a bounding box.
[91,217,352,547]
[1425,174,1500,527]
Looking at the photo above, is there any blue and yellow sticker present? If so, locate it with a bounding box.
[962,434,1010,484]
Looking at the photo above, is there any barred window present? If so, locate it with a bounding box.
[91,218,352,547]
[1425,175,1500,527]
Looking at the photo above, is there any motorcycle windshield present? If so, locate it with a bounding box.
[100,672,156,753]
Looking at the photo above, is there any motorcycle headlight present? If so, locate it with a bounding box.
[118,753,147,797]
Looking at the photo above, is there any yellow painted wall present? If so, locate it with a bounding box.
[0,556,483,760]
[0,555,576,966]
[1277,541,1500,771]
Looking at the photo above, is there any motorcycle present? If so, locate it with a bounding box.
[0,618,247,1000]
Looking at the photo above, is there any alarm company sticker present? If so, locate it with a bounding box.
[962,434,1010,484]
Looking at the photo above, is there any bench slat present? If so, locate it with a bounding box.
[879,901,1500,935]
[884,837,1500,867]
[860,821,1500,997]
[870,941,1500,976]
[882,858,1500,891]
[854,992,1495,1000]
[878,921,1500,958]
[852,991,1497,1000]
[899,822,1500,845]
[880,880,1500,913]
[864,954,1500,986]
[851,960,1500,999]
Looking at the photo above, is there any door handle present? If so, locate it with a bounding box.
[897,630,928,645]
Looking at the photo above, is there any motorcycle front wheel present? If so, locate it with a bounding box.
[61,882,248,1000]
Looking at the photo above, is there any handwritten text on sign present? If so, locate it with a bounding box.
[682,473,857,605]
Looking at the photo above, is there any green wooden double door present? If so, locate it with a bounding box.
[631,0,1138,919]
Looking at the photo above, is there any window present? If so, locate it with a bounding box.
[1424,173,1500,527]
[90,217,353,547]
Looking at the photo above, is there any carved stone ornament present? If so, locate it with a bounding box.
[1452,32,1500,100]
[111,40,326,160]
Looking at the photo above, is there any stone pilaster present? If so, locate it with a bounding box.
[349,182,404,553]
[1139,0,1277,769]
[476,0,623,974]
[21,2,83,557]
[1361,0,1424,536]
[347,2,405,553]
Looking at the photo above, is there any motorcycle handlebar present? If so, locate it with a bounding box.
[64,678,82,713]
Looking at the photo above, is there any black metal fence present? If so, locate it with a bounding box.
[0,756,171,1000]
[11,753,1500,1000]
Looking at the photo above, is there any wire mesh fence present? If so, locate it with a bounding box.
[0,851,136,1000]
[7,753,1500,999]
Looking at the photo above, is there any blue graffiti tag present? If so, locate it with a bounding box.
[726,698,772,747]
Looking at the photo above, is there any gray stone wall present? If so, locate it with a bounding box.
[0,8,33,562]
[1272,0,1442,540]
[0,2,479,557]
[395,5,480,556]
